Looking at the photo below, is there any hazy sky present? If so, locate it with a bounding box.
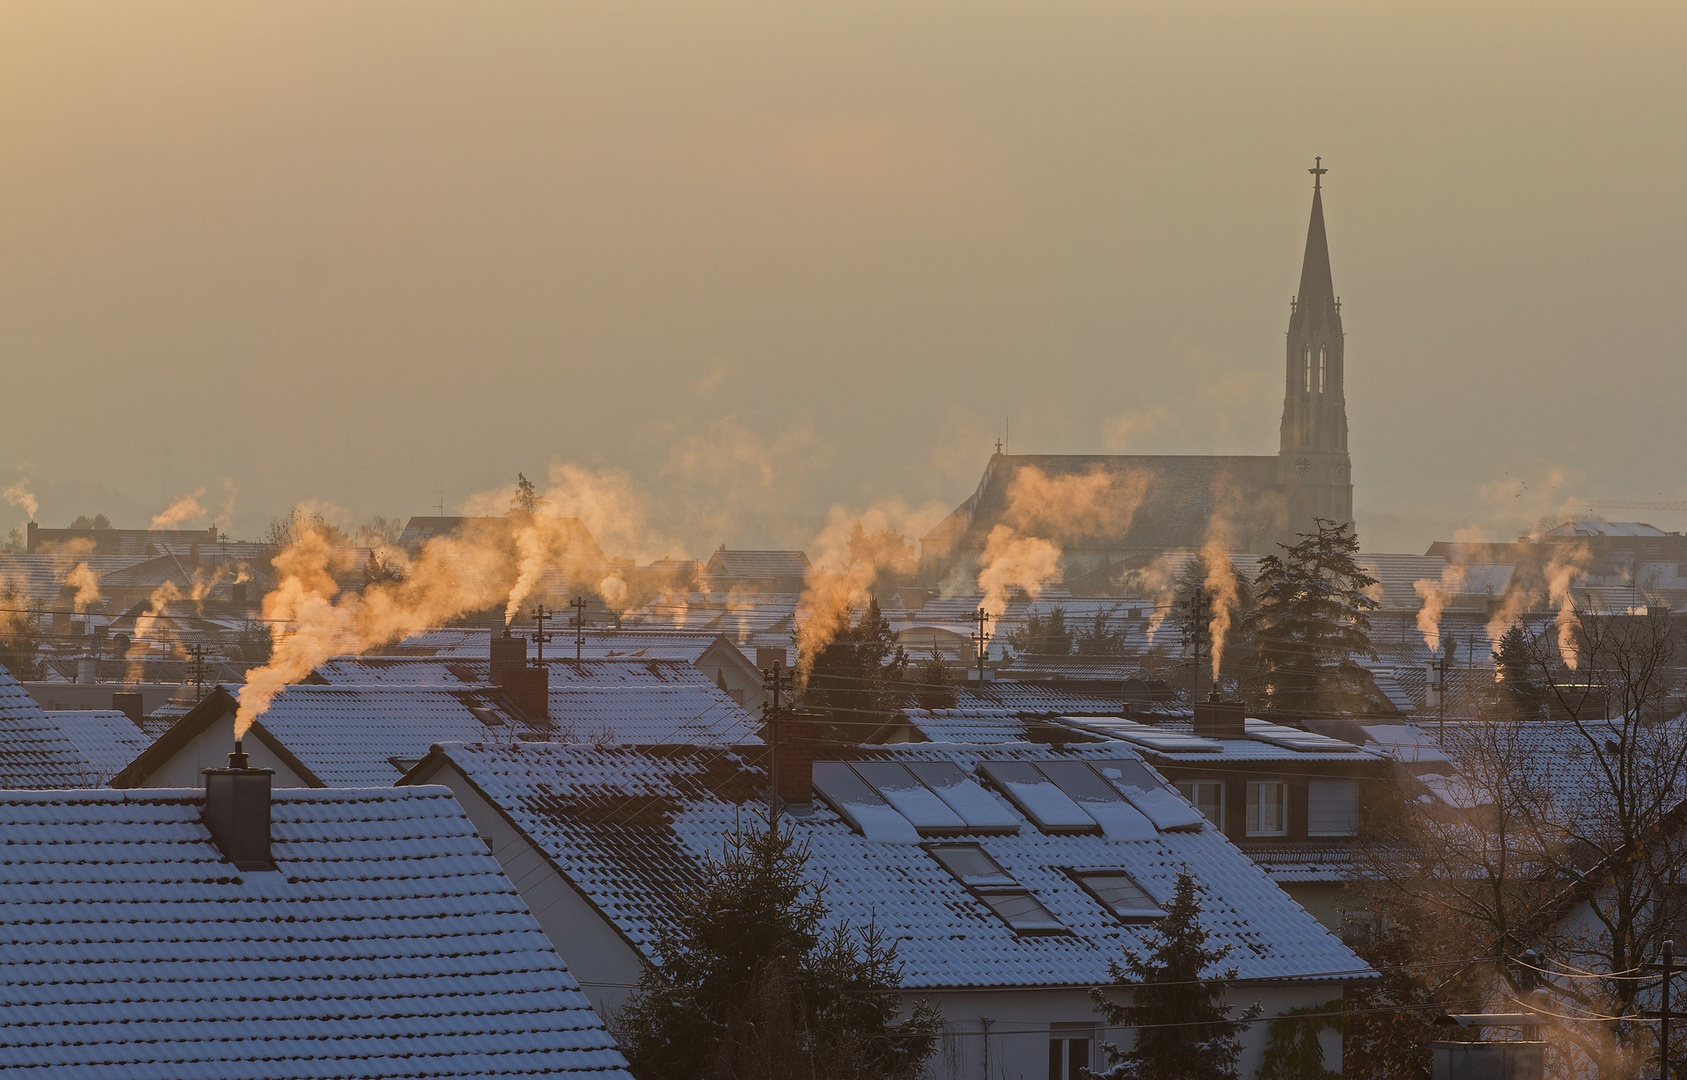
[2,2,1683,556]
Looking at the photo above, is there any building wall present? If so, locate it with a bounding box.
[423,764,648,1023]
[133,715,313,789]
[914,983,1343,1080]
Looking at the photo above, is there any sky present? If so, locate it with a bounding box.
[1,1,1683,558]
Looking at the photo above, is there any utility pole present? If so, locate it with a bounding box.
[189,644,207,701]
[1654,939,1677,1080]
[1430,652,1447,746]
[1184,584,1212,702]
[570,595,588,662]
[971,608,992,684]
[529,604,553,664]
[761,659,794,824]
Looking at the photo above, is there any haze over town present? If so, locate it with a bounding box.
[2,2,1683,555]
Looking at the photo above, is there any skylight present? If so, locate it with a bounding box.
[811,762,920,843]
[978,761,1098,834]
[902,760,1020,834]
[1070,869,1165,922]
[850,762,966,835]
[929,843,1065,934]
[1032,761,1156,842]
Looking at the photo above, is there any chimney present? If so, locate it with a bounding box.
[76,656,97,684]
[490,627,527,682]
[112,691,143,725]
[1192,696,1246,739]
[203,741,275,870]
[755,646,789,670]
[774,717,815,809]
[230,582,247,607]
[498,665,549,723]
[25,521,37,553]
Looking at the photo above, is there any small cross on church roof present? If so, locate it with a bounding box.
[1309,156,1327,191]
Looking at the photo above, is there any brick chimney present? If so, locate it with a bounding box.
[499,665,549,724]
[1192,696,1246,739]
[774,717,815,809]
[490,627,527,682]
[203,741,275,870]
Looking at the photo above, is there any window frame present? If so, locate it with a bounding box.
[1307,777,1360,837]
[1068,868,1166,923]
[1049,1023,1096,1080]
[1174,778,1226,831]
[926,842,1067,935]
[1245,780,1289,837]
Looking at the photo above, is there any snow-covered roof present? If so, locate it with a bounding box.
[0,785,629,1078]
[0,666,104,788]
[1054,717,1391,765]
[702,549,811,579]
[389,627,737,663]
[409,741,1372,991]
[117,684,535,789]
[309,657,761,746]
[1543,521,1671,538]
[906,708,1041,744]
[38,709,150,783]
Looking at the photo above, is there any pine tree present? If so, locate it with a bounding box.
[1492,622,1544,720]
[1075,606,1128,657]
[0,579,44,680]
[1245,519,1378,712]
[1090,872,1260,1080]
[509,472,543,516]
[910,648,958,709]
[804,599,909,738]
[1007,606,1074,657]
[616,821,940,1080]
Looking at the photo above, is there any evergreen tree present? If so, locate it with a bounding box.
[1008,606,1074,657]
[1492,622,1545,720]
[0,579,43,680]
[804,599,909,738]
[1089,872,1261,1080]
[509,472,544,516]
[910,649,957,710]
[1245,519,1378,712]
[1256,1003,1340,1080]
[616,821,940,1080]
[1074,606,1128,657]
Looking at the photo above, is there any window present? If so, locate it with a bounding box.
[1318,345,1328,393]
[1302,345,1312,392]
[1175,780,1226,830]
[1049,1025,1095,1080]
[928,843,1065,934]
[1071,870,1165,922]
[1308,778,1360,836]
[1246,781,1288,837]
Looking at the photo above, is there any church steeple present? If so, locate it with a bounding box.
[1277,158,1354,539]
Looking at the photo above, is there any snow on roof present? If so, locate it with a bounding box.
[38,709,149,783]
[702,549,811,579]
[0,785,629,1078]
[414,741,1371,990]
[0,554,148,602]
[956,683,1126,714]
[1543,521,1670,538]
[1056,717,1390,764]
[309,657,761,746]
[389,627,735,662]
[906,708,1041,744]
[0,666,101,788]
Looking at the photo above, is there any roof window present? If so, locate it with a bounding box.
[814,759,1020,839]
[1070,869,1165,922]
[929,843,1065,934]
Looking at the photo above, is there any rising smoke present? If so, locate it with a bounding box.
[2,479,38,522]
[1413,563,1469,653]
[151,490,207,530]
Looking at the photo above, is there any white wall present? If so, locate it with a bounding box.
[422,763,647,1023]
[133,714,313,789]
[912,983,1344,1080]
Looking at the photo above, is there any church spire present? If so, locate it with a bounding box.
[1294,158,1336,329]
[1277,158,1353,540]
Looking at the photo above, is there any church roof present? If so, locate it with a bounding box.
[924,453,1284,557]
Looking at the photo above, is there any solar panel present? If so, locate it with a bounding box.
[811,762,920,843]
[850,762,967,835]
[1033,761,1156,842]
[978,761,1098,834]
[1092,759,1207,832]
[1066,718,1222,753]
[1244,719,1359,753]
[903,760,1021,834]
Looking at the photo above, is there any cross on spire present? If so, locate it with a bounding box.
[1309,156,1327,191]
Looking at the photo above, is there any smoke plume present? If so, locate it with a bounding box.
[151,490,207,530]
[1413,563,1469,653]
[1544,551,1586,669]
[794,501,941,673]
[1199,524,1240,680]
[976,525,1061,617]
[1002,464,1150,539]
[2,479,38,521]
[64,563,101,611]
